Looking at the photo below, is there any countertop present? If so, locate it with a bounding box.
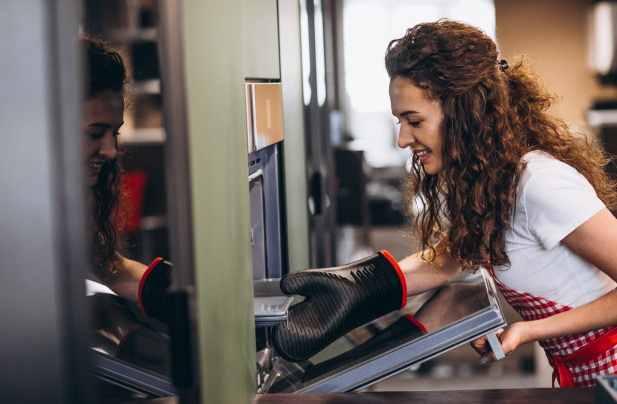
[252,387,595,404]
[118,387,596,403]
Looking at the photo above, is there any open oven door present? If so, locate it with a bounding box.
[257,268,506,393]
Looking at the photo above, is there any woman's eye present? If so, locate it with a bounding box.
[88,132,104,140]
[408,121,421,127]
[113,131,121,138]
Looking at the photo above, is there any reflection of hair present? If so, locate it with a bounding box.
[385,20,617,269]
[85,37,127,98]
[83,37,128,281]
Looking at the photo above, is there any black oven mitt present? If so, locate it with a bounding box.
[272,250,407,362]
[138,257,172,322]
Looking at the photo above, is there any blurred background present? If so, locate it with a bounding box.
[83,0,617,392]
[10,0,617,401]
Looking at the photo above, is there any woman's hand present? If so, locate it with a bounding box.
[471,321,530,363]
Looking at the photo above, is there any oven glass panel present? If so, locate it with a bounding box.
[259,268,505,393]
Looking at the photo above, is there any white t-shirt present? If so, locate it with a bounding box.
[493,151,615,308]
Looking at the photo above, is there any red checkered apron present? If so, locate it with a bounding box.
[487,264,617,387]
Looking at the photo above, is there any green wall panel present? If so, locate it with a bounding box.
[180,1,308,402]
[279,0,310,272]
[183,1,256,403]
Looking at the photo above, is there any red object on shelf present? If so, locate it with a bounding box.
[120,170,148,235]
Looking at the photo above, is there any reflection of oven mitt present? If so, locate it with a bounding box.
[138,257,172,322]
[90,293,142,355]
[302,314,426,382]
[273,250,407,362]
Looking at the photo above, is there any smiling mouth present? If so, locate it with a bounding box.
[415,149,431,157]
[88,161,104,170]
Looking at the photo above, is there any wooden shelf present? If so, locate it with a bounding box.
[120,128,165,144]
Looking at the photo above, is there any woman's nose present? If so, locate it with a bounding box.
[397,129,416,149]
[99,133,118,159]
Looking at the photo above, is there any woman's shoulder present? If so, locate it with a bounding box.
[516,150,599,204]
[516,150,597,204]
[512,151,605,251]
[521,150,567,168]
[519,150,578,181]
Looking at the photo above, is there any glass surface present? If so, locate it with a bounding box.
[88,283,177,399]
[258,268,505,393]
[88,268,505,395]
[89,289,171,378]
[82,0,177,397]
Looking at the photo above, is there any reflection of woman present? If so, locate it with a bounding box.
[84,37,170,322]
[275,20,617,387]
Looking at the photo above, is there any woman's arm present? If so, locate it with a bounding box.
[104,254,148,301]
[477,208,617,360]
[398,241,462,296]
[524,208,617,337]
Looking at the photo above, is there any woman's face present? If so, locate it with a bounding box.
[82,90,124,187]
[389,76,445,175]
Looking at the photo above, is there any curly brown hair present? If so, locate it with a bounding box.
[83,36,130,281]
[385,20,617,270]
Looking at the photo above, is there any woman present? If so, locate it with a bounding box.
[83,37,170,322]
[273,20,617,387]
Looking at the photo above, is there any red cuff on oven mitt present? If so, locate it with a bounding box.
[138,257,172,322]
[273,250,409,362]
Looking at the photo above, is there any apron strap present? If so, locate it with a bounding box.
[551,326,617,387]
